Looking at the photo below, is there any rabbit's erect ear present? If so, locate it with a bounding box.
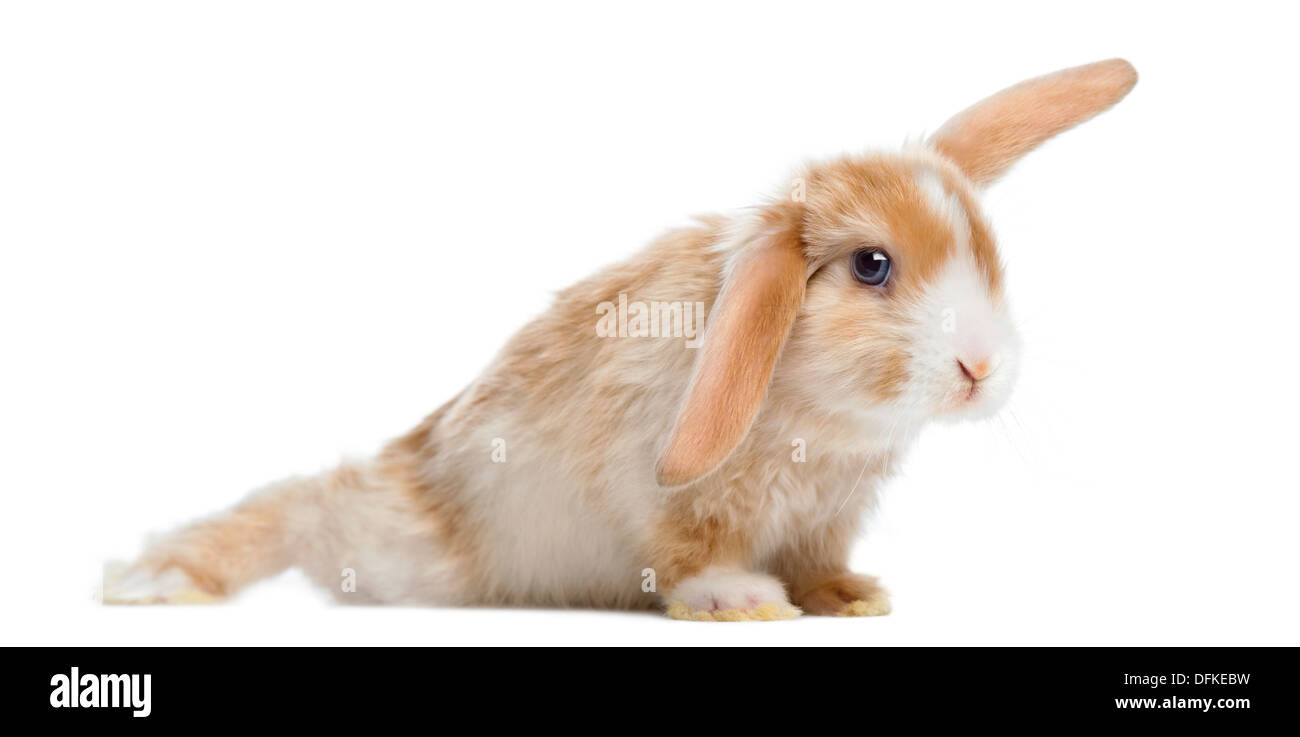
[929,58,1137,187]
[656,212,807,488]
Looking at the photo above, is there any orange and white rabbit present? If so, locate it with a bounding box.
[105,59,1137,619]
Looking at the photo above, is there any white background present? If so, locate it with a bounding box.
[2,1,1297,645]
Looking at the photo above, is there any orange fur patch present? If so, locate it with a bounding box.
[791,572,890,617]
[931,58,1138,186]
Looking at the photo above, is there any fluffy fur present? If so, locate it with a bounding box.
[104,60,1137,619]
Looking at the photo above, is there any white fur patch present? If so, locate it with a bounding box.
[900,251,1020,420]
[667,566,793,612]
[916,169,971,251]
[101,562,217,605]
[886,167,1021,420]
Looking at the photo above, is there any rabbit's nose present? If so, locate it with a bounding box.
[957,358,992,383]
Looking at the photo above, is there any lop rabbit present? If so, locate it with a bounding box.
[106,59,1137,620]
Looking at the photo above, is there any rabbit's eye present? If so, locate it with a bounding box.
[851,249,891,287]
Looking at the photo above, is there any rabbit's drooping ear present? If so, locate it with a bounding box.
[930,58,1137,187]
[656,213,807,488]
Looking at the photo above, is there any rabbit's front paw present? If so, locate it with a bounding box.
[664,568,800,621]
[793,572,891,617]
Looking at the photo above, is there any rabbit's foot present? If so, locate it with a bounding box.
[793,572,891,617]
[664,568,800,621]
[101,561,222,605]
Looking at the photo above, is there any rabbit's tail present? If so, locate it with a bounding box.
[102,471,328,605]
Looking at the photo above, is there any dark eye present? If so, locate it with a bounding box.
[851,249,891,286]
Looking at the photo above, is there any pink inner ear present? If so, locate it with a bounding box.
[655,229,806,487]
[930,59,1137,187]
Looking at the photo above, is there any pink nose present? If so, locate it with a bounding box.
[958,358,992,383]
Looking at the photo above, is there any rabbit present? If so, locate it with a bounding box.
[103,59,1137,620]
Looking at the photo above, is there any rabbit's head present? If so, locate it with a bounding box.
[657,59,1136,487]
[782,147,1021,428]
